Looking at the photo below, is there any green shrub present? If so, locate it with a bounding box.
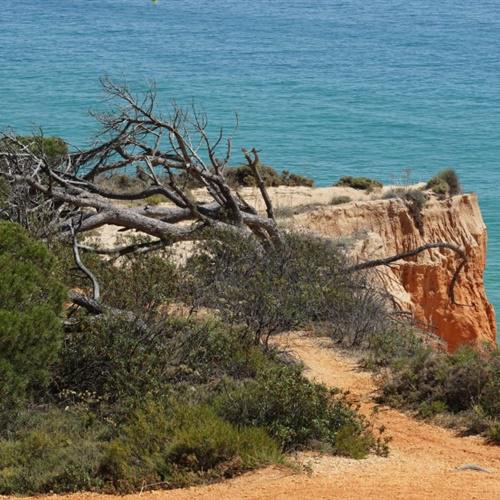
[487,422,500,444]
[100,400,280,492]
[0,177,9,210]
[334,176,382,191]
[186,231,378,346]
[274,203,322,218]
[55,314,272,406]
[95,173,148,194]
[0,222,65,420]
[56,247,181,315]
[280,170,314,187]
[98,252,180,315]
[418,400,448,418]
[378,345,500,439]
[330,195,352,205]
[361,326,425,369]
[0,409,107,494]
[426,169,462,196]
[145,194,167,205]
[225,165,314,188]
[214,365,373,455]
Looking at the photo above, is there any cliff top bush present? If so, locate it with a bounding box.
[426,169,462,196]
[94,165,314,197]
[330,195,352,205]
[99,399,281,492]
[334,176,383,191]
[214,365,377,456]
[225,165,314,188]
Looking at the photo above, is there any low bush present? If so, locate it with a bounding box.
[55,316,272,406]
[186,231,386,346]
[0,177,9,211]
[330,195,352,205]
[0,408,107,494]
[94,165,314,195]
[100,400,281,492]
[214,365,373,456]
[225,165,314,188]
[0,135,67,167]
[280,169,315,187]
[96,252,180,315]
[274,203,322,218]
[360,326,426,369]
[95,173,148,194]
[334,176,382,191]
[0,402,280,495]
[487,422,500,444]
[378,345,500,439]
[426,169,462,196]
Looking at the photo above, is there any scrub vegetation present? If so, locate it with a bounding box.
[0,81,495,496]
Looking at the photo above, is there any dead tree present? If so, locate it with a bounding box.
[0,78,467,315]
[0,78,280,251]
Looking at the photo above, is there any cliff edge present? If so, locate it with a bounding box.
[294,192,496,350]
[98,185,496,351]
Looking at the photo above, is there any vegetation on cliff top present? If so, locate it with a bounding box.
[0,223,383,494]
[426,168,462,196]
[334,175,383,191]
[0,81,495,495]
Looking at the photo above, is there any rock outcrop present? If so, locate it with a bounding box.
[295,193,496,351]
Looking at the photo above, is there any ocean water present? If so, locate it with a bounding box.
[1,0,499,330]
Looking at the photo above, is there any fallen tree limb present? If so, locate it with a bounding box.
[348,242,467,305]
[78,239,167,258]
[68,290,150,333]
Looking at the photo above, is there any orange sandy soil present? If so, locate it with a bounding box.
[11,332,500,500]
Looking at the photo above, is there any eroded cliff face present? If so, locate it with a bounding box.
[295,193,496,351]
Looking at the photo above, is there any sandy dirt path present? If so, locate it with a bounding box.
[22,332,500,500]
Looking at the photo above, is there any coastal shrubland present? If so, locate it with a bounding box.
[225,165,314,188]
[184,230,380,346]
[0,82,496,496]
[330,195,352,205]
[0,220,384,494]
[0,135,67,166]
[95,164,314,195]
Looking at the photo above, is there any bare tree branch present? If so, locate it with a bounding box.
[348,242,467,305]
[78,239,167,258]
[0,78,469,325]
[70,221,101,301]
[242,147,275,221]
[0,78,280,248]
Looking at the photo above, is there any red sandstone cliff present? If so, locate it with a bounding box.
[295,193,496,351]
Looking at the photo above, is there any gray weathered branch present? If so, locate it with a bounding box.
[348,242,467,305]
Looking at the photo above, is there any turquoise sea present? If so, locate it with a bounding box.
[1,0,499,329]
